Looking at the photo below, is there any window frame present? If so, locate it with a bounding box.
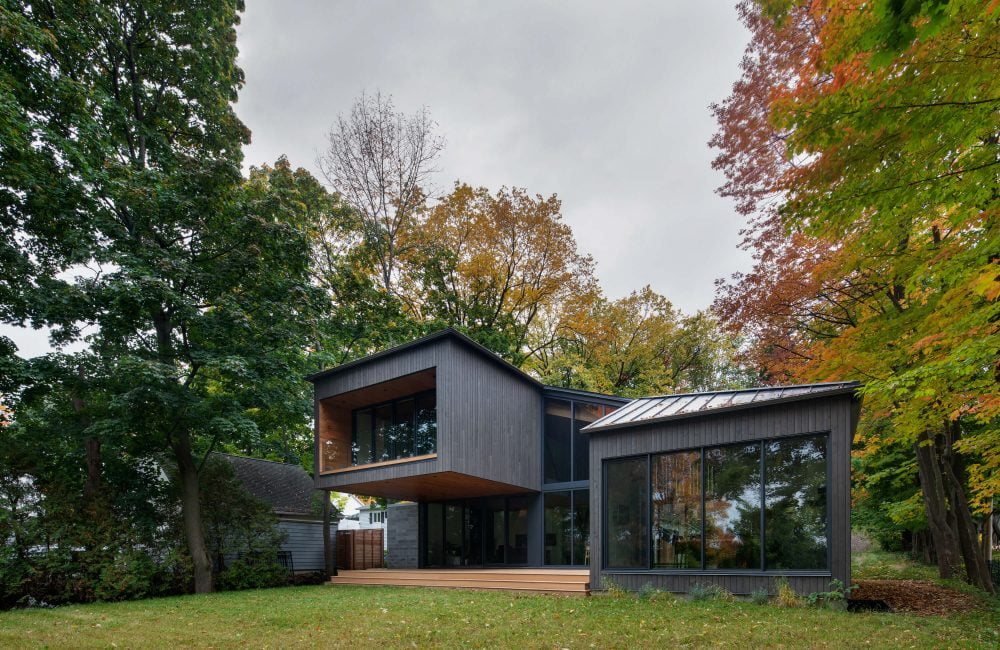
[601,431,832,575]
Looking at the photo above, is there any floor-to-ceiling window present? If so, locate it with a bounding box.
[543,396,619,566]
[603,433,829,572]
[605,457,648,568]
[423,497,533,567]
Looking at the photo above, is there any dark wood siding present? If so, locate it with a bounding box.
[588,393,855,594]
[314,337,541,492]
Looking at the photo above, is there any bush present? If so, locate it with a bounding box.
[216,557,289,591]
[601,576,630,598]
[94,551,162,602]
[688,583,734,602]
[750,587,770,605]
[775,578,803,607]
[805,579,853,610]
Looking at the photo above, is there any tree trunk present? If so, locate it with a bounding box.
[914,430,961,579]
[172,428,213,594]
[70,370,101,504]
[940,422,995,593]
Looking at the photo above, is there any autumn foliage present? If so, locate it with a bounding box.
[712,0,998,590]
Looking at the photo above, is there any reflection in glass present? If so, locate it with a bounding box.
[544,491,572,565]
[507,497,530,564]
[444,504,462,566]
[484,498,505,564]
[704,443,761,569]
[765,435,828,570]
[415,392,437,455]
[572,489,590,565]
[373,404,391,462]
[606,457,648,568]
[573,403,601,481]
[353,409,373,465]
[544,400,572,483]
[652,451,702,569]
[394,398,414,459]
[425,503,443,567]
[464,506,482,566]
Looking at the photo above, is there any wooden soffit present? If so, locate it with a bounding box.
[330,471,535,501]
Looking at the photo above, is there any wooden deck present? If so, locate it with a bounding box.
[328,568,590,595]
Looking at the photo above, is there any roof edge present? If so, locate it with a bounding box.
[304,327,544,389]
[583,384,861,434]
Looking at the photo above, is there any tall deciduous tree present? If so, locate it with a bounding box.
[712,0,998,591]
[318,91,444,300]
[1,1,327,593]
[417,183,597,364]
[535,287,752,397]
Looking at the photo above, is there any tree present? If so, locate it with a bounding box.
[318,91,445,299]
[1,1,329,593]
[712,0,998,591]
[535,287,752,397]
[417,183,597,364]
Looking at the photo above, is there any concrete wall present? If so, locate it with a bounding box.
[386,503,419,569]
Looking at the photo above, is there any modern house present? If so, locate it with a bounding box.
[309,329,860,594]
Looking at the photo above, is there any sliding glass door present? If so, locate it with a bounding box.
[423,497,532,567]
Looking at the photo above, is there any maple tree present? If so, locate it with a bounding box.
[712,0,998,590]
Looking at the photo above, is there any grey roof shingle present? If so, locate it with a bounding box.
[582,381,860,433]
[215,453,316,516]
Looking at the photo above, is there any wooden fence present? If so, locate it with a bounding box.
[336,529,384,570]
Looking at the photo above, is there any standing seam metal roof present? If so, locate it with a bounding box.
[582,382,860,433]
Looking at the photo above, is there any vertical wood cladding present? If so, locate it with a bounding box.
[588,394,856,594]
[313,337,541,493]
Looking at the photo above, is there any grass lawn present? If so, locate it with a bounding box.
[1,553,997,649]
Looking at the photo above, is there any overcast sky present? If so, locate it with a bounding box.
[4,1,753,358]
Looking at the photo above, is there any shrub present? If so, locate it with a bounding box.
[94,551,162,602]
[601,576,630,598]
[805,579,853,609]
[774,578,803,607]
[688,583,734,602]
[216,557,289,591]
[750,587,770,605]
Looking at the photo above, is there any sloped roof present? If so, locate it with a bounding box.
[582,382,860,434]
[303,328,544,387]
[215,453,316,516]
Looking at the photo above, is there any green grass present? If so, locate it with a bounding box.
[852,550,942,581]
[1,582,998,649]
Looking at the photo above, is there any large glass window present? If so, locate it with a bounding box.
[704,443,761,569]
[415,392,437,455]
[544,491,572,565]
[444,504,463,567]
[574,404,601,481]
[425,503,443,567]
[765,435,828,570]
[507,497,530,564]
[605,457,648,568]
[572,489,590,566]
[602,433,829,572]
[652,451,702,569]
[352,390,435,466]
[544,400,572,483]
[484,499,505,564]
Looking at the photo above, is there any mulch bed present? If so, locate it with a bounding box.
[849,580,981,616]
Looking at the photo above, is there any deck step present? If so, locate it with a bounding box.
[328,569,590,594]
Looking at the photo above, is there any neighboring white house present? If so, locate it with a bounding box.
[333,494,388,549]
